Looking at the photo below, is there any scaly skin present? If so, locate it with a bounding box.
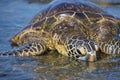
[0,41,46,56]
[1,0,120,62]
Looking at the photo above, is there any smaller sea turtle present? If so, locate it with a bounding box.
[1,0,120,62]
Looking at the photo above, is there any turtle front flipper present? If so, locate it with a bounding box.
[66,36,99,62]
[99,39,120,55]
[0,41,46,57]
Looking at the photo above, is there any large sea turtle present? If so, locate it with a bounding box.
[1,0,120,61]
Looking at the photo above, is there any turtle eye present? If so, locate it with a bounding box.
[77,47,87,56]
[76,49,82,55]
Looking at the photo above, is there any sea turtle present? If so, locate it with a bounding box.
[1,0,120,62]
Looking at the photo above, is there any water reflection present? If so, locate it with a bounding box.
[34,51,120,79]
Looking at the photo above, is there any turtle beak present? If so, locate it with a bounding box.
[78,51,97,62]
[87,51,97,62]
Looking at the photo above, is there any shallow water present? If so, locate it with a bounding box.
[0,0,120,80]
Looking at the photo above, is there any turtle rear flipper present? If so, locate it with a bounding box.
[0,41,46,57]
[66,36,99,62]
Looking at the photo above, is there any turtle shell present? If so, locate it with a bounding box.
[31,0,105,24]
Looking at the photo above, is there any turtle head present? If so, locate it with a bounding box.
[10,26,41,45]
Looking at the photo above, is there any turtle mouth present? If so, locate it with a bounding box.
[78,51,97,62]
[87,52,97,62]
